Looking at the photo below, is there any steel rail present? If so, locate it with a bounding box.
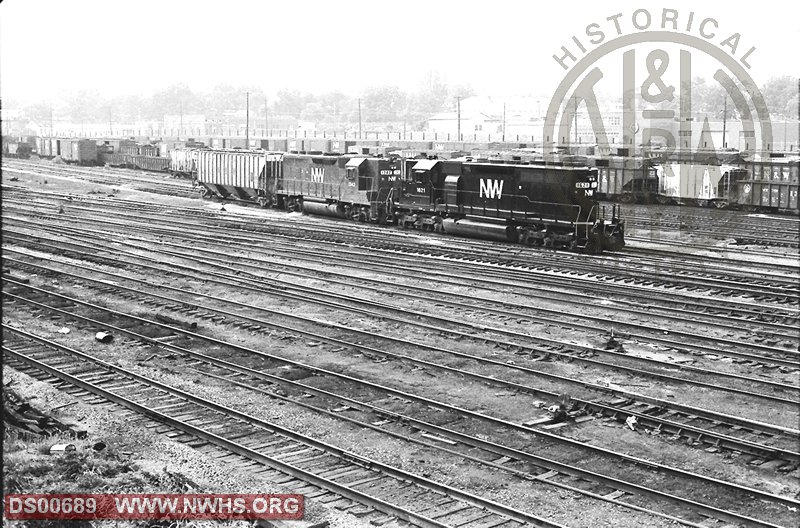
[2,334,560,528]
[3,284,798,515]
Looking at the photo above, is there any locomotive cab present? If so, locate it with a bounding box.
[345,157,369,191]
[398,159,441,208]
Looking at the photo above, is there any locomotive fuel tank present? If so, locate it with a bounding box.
[302,201,347,218]
[441,218,518,242]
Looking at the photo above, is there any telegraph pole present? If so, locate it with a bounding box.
[573,96,578,144]
[721,97,727,149]
[785,117,789,151]
[358,98,362,139]
[179,101,183,137]
[264,97,268,137]
[502,102,506,140]
[457,96,461,141]
[245,91,250,146]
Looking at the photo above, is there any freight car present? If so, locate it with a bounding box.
[58,138,98,165]
[168,148,201,178]
[642,149,799,213]
[190,148,624,252]
[592,155,659,203]
[546,147,798,214]
[195,149,283,206]
[98,151,171,171]
[2,136,34,159]
[29,137,98,165]
[29,136,173,170]
[733,157,799,213]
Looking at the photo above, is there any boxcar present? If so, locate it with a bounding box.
[59,139,98,165]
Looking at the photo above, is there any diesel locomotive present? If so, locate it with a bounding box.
[191,149,625,252]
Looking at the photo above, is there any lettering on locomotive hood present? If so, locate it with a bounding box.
[575,181,598,189]
[311,167,324,183]
[480,178,504,199]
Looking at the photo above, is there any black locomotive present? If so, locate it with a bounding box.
[192,149,625,252]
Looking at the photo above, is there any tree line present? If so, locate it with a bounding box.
[11,75,797,131]
[15,72,475,132]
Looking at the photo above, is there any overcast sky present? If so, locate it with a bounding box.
[1,0,797,106]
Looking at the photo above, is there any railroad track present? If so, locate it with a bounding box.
[4,187,798,311]
[2,328,557,528]
[4,233,799,404]
[2,160,197,199]
[619,215,800,249]
[4,175,800,527]
[6,263,798,453]
[2,287,798,528]
[4,190,798,371]
[5,195,797,370]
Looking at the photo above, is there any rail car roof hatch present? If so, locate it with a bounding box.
[412,159,439,171]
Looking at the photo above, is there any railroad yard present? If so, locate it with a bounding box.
[2,158,799,527]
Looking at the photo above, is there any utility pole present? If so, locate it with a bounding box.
[721,96,727,149]
[264,97,268,137]
[502,102,506,140]
[246,91,250,146]
[785,117,789,151]
[457,96,461,141]
[179,101,183,137]
[358,98,362,139]
[573,96,578,144]
[108,107,113,136]
[49,102,53,138]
